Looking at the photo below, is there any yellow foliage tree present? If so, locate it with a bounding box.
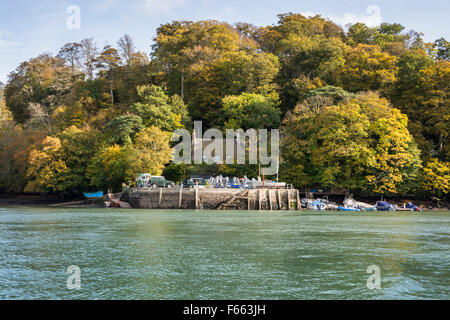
[336,44,398,93]
[421,159,449,195]
[281,91,421,194]
[86,127,172,191]
[25,136,70,193]
[134,127,172,175]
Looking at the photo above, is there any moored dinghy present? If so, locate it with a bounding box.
[397,202,422,212]
[308,200,326,210]
[338,206,361,212]
[343,195,377,211]
[83,191,103,198]
[376,201,396,211]
[406,202,422,212]
[355,202,377,211]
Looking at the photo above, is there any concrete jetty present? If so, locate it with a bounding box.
[122,187,302,210]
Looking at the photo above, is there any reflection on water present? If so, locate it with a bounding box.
[0,207,449,300]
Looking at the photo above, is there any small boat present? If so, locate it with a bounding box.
[406,202,422,212]
[397,202,421,212]
[83,191,103,198]
[376,201,396,211]
[360,206,377,211]
[104,199,120,208]
[344,196,377,211]
[325,203,339,211]
[396,207,414,211]
[338,206,361,212]
[300,198,311,208]
[308,200,326,211]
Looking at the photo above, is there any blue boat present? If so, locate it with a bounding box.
[83,191,104,198]
[406,202,422,212]
[376,201,396,211]
[338,206,361,212]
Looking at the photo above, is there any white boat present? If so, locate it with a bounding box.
[343,196,377,211]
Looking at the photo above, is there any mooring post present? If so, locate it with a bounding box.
[277,189,282,210]
[158,188,162,208]
[296,189,301,210]
[195,188,199,209]
[268,189,272,210]
[178,187,183,209]
[258,189,261,210]
[287,189,291,210]
[247,189,250,210]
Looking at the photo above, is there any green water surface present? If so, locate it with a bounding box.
[0,207,448,299]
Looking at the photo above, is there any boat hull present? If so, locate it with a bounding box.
[338,206,361,212]
[361,207,377,211]
[83,191,103,198]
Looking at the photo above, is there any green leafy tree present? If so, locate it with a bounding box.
[222,92,281,129]
[281,92,421,194]
[304,85,355,104]
[104,114,144,145]
[130,85,189,131]
[389,49,435,158]
[153,20,241,98]
[57,126,102,192]
[433,37,450,60]
[417,61,450,160]
[87,127,171,191]
[347,22,413,55]
[162,163,193,184]
[87,144,139,191]
[186,50,279,125]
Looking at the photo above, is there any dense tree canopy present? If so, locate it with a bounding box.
[335,44,398,93]
[222,92,281,130]
[0,14,448,197]
[281,92,422,194]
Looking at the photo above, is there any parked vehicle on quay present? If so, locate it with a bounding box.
[136,173,175,188]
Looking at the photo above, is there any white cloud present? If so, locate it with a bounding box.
[136,0,186,15]
[0,30,21,49]
[303,5,383,28]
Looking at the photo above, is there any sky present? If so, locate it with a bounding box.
[0,0,449,83]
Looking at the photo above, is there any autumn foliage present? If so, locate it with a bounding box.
[0,14,448,196]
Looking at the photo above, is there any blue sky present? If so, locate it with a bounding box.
[1,0,449,83]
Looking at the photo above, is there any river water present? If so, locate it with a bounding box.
[0,207,448,300]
